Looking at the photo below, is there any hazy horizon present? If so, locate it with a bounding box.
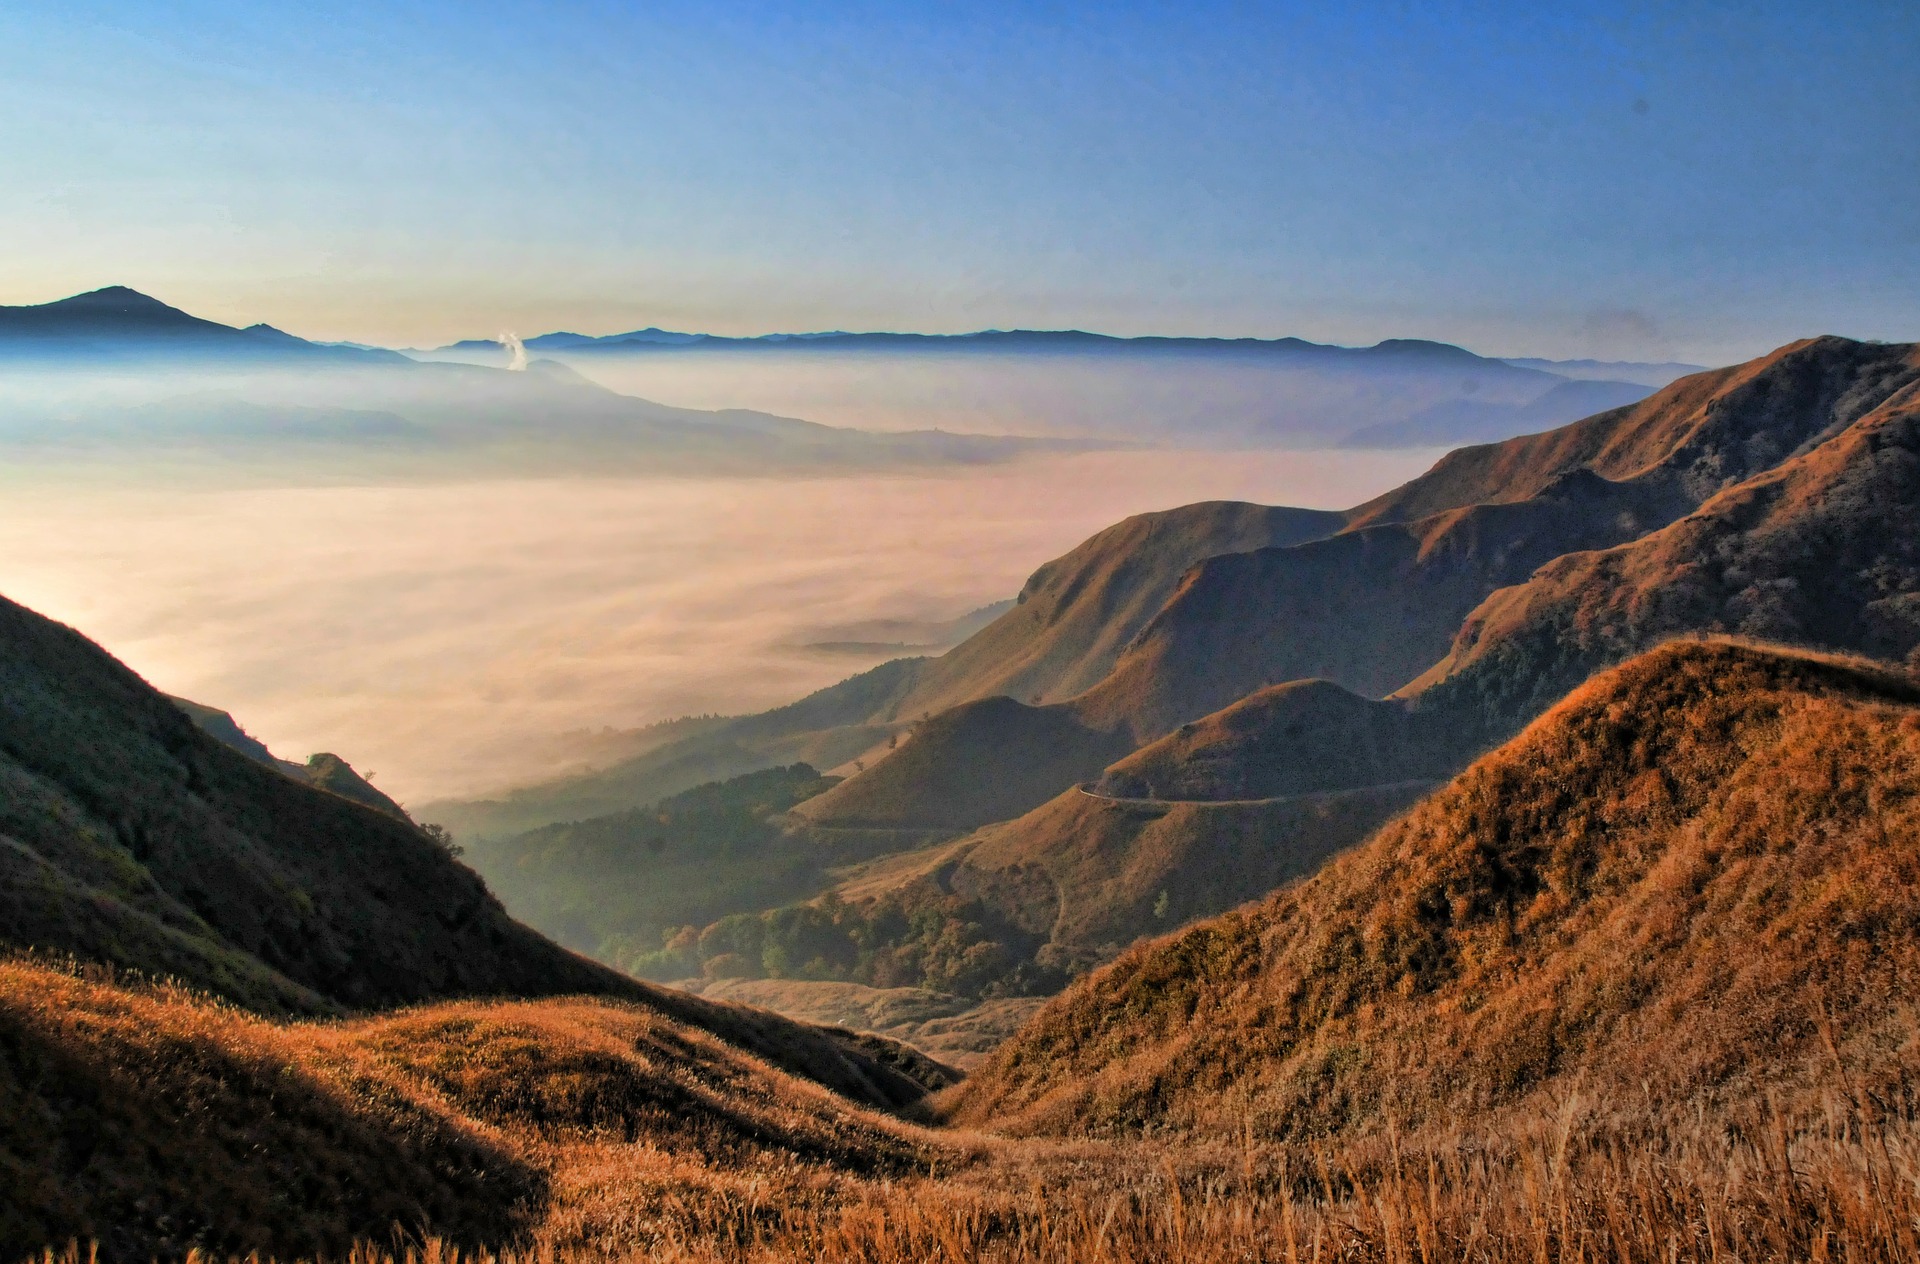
[6,5,1917,362]
[0,447,1444,804]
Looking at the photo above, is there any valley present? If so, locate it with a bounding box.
[6,307,1920,1262]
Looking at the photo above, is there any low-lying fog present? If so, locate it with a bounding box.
[0,448,1441,806]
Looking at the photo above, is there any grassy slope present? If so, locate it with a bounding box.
[879,502,1342,718]
[791,697,1132,830]
[1342,335,1899,529]
[1071,468,1683,737]
[933,777,1435,973]
[813,337,1920,833]
[0,961,945,1261]
[0,590,954,1115]
[1407,344,1920,735]
[953,641,1920,1140]
[1093,678,1450,801]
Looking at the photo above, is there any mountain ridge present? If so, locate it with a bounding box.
[952,639,1920,1138]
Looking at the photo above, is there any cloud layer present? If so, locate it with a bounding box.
[0,449,1440,803]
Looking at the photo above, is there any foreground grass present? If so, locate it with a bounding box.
[23,1105,1920,1263]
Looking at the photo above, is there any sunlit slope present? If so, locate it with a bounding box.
[879,502,1341,718]
[1344,336,1910,529]
[812,337,1920,827]
[953,641,1920,1139]
[1092,678,1450,801]
[0,961,943,1261]
[1076,336,1920,738]
[1407,344,1920,733]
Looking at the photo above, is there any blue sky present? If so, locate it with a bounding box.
[1,1,1915,360]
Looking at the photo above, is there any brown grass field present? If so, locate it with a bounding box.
[14,642,1920,1261]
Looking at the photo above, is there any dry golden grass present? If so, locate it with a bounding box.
[957,640,1920,1142]
[19,640,1920,1262]
[21,1109,1920,1262]
[0,958,957,1262]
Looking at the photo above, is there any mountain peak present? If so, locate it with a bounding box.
[48,285,184,315]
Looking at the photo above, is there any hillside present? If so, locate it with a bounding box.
[790,696,1132,831]
[422,658,929,841]
[647,772,1429,1003]
[1406,343,1920,735]
[0,960,946,1261]
[0,589,950,1114]
[1093,679,1450,801]
[816,336,1920,823]
[467,764,856,972]
[879,502,1342,718]
[903,776,1433,977]
[1072,467,1680,736]
[1344,336,1908,530]
[953,641,1920,1140]
[173,696,412,820]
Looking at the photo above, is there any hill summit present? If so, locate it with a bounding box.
[953,640,1920,1141]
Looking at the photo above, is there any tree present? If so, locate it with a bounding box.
[420,822,463,858]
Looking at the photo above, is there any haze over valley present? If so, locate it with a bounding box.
[5,4,1919,1260]
[0,443,1442,803]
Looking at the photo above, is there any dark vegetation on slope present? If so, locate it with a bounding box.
[172,696,412,820]
[625,774,1429,1001]
[0,588,621,1015]
[469,764,847,971]
[0,591,956,1116]
[423,657,929,842]
[954,641,1920,1141]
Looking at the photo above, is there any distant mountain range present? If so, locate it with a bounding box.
[0,288,1124,477]
[412,322,1701,447]
[0,288,1709,449]
[0,286,405,365]
[424,327,1702,384]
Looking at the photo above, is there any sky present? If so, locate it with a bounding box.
[2,1,1917,362]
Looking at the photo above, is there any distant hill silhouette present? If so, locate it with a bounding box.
[171,696,410,819]
[416,324,1657,449]
[0,286,402,365]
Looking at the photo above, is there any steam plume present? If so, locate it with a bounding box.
[498,331,528,371]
